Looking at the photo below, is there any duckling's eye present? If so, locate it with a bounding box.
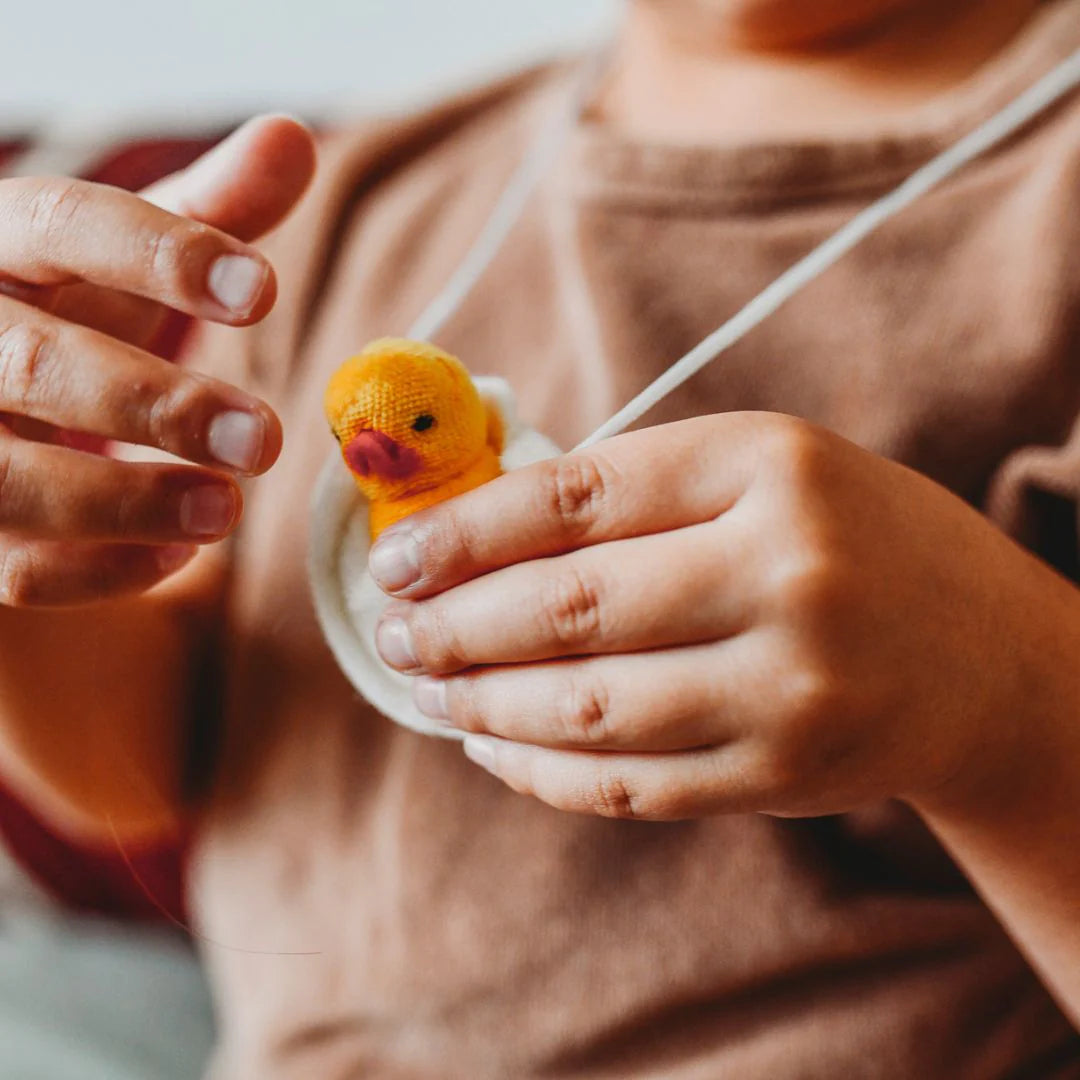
[412,413,436,433]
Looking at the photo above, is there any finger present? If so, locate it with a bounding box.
[0,437,242,544]
[459,737,757,821]
[0,175,275,323]
[51,284,167,348]
[143,115,317,242]
[0,277,59,308]
[0,277,166,351]
[0,413,58,444]
[412,643,740,751]
[0,536,197,608]
[0,297,281,473]
[375,522,749,675]
[367,414,774,599]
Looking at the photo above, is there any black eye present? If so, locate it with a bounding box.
[412,413,436,432]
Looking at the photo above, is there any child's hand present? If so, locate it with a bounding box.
[0,116,315,606]
[370,412,1075,820]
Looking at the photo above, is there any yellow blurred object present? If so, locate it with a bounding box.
[325,339,504,540]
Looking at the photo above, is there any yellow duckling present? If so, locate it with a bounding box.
[325,338,504,540]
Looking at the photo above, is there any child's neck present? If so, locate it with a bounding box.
[597,0,1043,144]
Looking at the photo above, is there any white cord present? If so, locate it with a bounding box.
[402,45,1080,450]
[575,46,1080,450]
[408,53,606,342]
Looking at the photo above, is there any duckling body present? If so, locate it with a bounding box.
[367,446,502,537]
[324,338,505,541]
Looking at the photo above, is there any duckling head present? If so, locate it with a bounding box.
[325,338,500,504]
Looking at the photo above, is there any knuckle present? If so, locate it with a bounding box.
[770,548,845,624]
[107,480,147,540]
[588,770,646,820]
[798,565,847,626]
[758,418,836,502]
[0,443,28,533]
[0,321,55,410]
[433,504,484,576]
[540,567,604,650]
[749,746,803,801]
[557,674,613,745]
[0,445,13,513]
[766,668,850,780]
[146,219,212,297]
[145,375,213,452]
[446,677,484,732]
[413,604,468,672]
[24,178,91,247]
[784,666,843,729]
[0,544,38,607]
[763,415,821,472]
[545,454,613,539]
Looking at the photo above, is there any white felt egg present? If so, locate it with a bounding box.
[308,376,561,738]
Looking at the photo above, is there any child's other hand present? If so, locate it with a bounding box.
[370,413,1074,821]
[0,116,315,606]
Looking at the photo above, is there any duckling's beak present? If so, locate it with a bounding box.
[344,429,423,481]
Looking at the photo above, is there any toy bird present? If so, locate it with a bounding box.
[325,338,505,541]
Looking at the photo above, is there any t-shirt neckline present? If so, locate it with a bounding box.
[561,0,1080,211]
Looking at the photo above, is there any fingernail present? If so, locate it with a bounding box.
[207,254,266,316]
[180,485,237,538]
[369,531,421,592]
[463,736,497,774]
[207,410,265,473]
[413,676,448,719]
[376,616,418,670]
[157,544,197,574]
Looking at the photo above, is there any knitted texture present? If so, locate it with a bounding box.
[324,338,504,539]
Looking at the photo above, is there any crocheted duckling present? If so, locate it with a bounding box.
[325,338,505,541]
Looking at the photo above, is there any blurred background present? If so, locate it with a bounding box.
[0,5,616,1076]
[1,0,615,129]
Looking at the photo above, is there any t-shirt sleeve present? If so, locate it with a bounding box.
[986,295,1080,585]
[987,415,1080,582]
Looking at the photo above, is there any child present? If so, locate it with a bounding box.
[0,1,1078,1075]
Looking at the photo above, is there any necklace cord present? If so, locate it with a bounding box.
[575,46,1080,450]
[408,51,609,343]
[406,45,1080,452]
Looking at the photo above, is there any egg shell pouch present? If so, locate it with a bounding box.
[309,376,561,738]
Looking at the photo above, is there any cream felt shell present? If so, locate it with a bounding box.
[308,376,562,738]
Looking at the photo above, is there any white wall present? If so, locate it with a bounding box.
[1,1,617,128]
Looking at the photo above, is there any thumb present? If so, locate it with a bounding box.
[141,114,317,243]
